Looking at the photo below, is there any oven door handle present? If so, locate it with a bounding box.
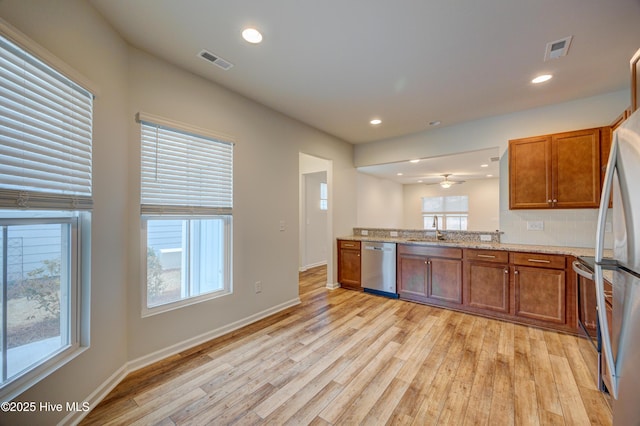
[572,260,594,280]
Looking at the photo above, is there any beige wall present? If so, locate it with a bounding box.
[356,173,404,228]
[0,1,357,424]
[403,178,499,231]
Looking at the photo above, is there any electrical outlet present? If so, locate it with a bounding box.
[480,234,492,242]
[279,221,285,232]
[390,231,399,237]
[526,221,544,231]
[361,230,369,236]
[255,281,262,293]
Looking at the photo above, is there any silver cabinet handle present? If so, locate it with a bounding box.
[504,269,509,274]
[548,199,552,203]
[514,270,519,275]
[553,199,558,203]
[477,254,496,259]
[527,258,551,264]
[344,244,354,247]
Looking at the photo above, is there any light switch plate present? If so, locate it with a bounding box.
[361,230,369,236]
[480,234,492,242]
[390,231,399,237]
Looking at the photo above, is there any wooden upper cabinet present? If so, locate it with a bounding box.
[551,128,601,208]
[509,136,551,209]
[509,127,602,209]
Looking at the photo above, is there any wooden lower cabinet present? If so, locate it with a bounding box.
[342,241,578,334]
[463,249,510,314]
[514,265,565,324]
[511,252,573,330]
[337,240,361,290]
[397,244,462,306]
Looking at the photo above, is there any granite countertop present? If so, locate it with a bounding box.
[338,235,610,258]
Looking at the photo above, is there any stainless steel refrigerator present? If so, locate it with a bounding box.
[594,107,640,425]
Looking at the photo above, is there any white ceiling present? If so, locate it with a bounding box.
[357,147,500,185]
[90,0,640,146]
[89,1,639,184]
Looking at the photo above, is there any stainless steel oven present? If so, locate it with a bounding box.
[573,256,615,392]
[574,256,599,348]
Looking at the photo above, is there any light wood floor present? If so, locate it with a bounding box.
[81,266,611,425]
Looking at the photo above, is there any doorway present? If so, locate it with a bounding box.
[299,153,332,287]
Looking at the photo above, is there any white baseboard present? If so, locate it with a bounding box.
[63,297,301,425]
[61,364,129,425]
[298,260,327,272]
[326,282,341,290]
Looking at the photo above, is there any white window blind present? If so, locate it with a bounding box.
[139,115,233,215]
[0,35,93,210]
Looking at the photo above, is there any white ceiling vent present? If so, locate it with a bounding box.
[544,36,573,61]
[198,49,234,70]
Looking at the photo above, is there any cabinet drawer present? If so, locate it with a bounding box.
[398,244,462,259]
[464,249,508,263]
[510,252,565,269]
[339,240,360,250]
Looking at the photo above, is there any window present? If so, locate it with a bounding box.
[139,113,233,314]
[0,31,92,400]
[320,182,328,210]
[422,195,468,231]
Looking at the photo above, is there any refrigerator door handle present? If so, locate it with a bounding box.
[595,137,617,263]
[594,133,619,399]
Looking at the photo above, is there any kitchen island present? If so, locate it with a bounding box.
[338,229,610,335]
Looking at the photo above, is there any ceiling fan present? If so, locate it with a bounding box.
[425,174,466,189]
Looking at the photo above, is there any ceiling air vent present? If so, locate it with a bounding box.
[198,49,234,70]
[490,156,500,162]
[544,36,573,61]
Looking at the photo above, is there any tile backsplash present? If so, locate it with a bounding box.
[499,208,613,248]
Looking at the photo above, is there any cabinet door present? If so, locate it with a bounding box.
[428,257,462,304]
[338,243,361,290]
[397,254,428,302]
[514,266,566,324]
[464,261,509,313]
[552,129,601,208]
[509,136,552,209]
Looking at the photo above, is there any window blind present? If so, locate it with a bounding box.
[139,118,233,216]
[0,35,93,210]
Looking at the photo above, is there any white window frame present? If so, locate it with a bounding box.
[422,195,469,231]
[138,113,234,316]
[0,20,94,401]
[320,182,328,210]
[141,215,232,316]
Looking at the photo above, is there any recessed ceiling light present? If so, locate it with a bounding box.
[532,74,552,84]
[429,120,441,126]
[481,164,488,168]
[409,159,420,163]
[242,28,263,44]
[397,172,403,176]
[370,119,382,125]
[417,180,423,183]
[486,174,494,177]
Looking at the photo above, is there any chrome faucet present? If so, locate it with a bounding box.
[433,215,445,240]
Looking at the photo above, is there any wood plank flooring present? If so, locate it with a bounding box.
[81,266,611,425]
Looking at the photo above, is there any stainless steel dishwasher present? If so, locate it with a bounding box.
[361,242,398,298]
